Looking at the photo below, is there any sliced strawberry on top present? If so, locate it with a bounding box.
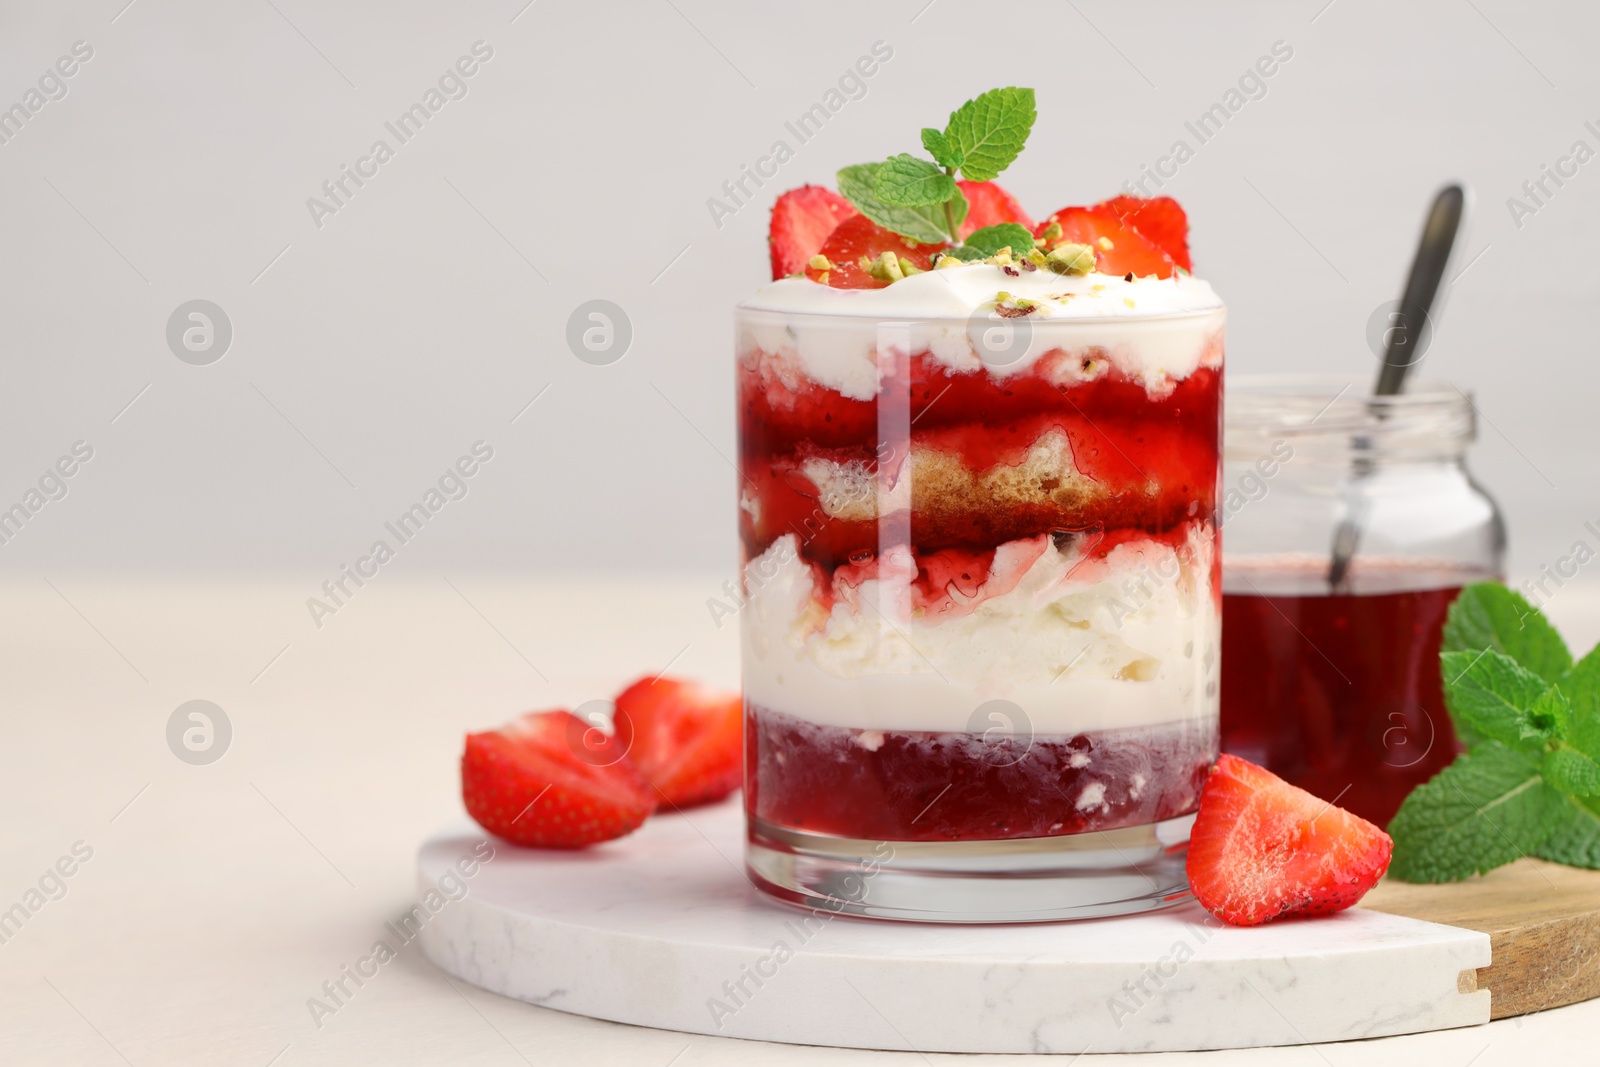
[957,180,1034,237]
[1187,754,1394,927]
[769,185,857,280]
[462,709,656,848]
[805,214,946,289]
[1099,195,1192,273]
[1035,204,1177,279]
[613,676,742,808]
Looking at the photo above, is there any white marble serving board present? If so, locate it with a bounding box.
[416,801,1490,1054]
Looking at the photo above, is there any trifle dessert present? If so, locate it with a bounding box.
[738,89,1224,921]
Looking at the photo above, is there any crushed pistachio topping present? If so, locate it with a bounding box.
[1097,236,1114,251]
[1045,243,1096,276]
[860,251,901,282]
[808,254,834,272]
[1040,220,1063,243]
[860,250,925,282]
[858,234,1107,285]
[991,291,1041,318]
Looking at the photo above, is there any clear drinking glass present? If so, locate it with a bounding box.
[736,297,1226,921]
[1220,376,1505,826]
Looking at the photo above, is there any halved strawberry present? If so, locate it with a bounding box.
[613,676,742,808]
[1100,195,1192,272]
[769,185,857,280]
[1034,204,1176,278]
[462,709,656,848]
[805,215,945,289]
[1187,754,1393,927]
[957,180,1034,237]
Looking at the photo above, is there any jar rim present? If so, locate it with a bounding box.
[1226,374,1475,454]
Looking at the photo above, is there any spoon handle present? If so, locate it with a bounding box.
[1375,185,1465,396]
[1327,183,1466,591]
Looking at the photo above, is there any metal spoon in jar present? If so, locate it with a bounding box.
[1327,184,1466,591]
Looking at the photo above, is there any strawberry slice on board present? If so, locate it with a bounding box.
[769,185,857,280]
[1186,754,1394,927]
[461,709,656,848]
[1098,195,1192,273]
[957,180,1035,237]
[805,214,946,289]
[613,676,743,809]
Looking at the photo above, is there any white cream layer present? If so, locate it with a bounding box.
[738,268,1225,401]
[741,527,1219,735]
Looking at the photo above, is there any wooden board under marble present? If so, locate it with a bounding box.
[1363,858,1600,1019]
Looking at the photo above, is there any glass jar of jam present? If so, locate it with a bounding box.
[1220,376,1505,826]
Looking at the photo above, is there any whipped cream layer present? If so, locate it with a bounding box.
[739,266,1225,401]
[741,527,1219,735]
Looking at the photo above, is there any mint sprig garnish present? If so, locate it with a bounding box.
[962,223,1036,258]
[1389,583,1600,881]
[920,128,961,169]
[874,154,957,207]
[838,87,1036,246]
[942,88,1037,181]
[837,163,968,245]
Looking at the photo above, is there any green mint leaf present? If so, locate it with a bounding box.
[1387,743,1564,882]
[944,87,1036,182]
[1544,744,1600,796]
[1442,582,1571,683]
[1560,646,1600,762]
[1525,684,1573,740]
[944,245,989,262]
[873,153,958,208]
[1441,649,1554,747]
[1535,793,1600,867]
[962,223,1037,257]
[921,127,962,169]
[837,163,966,243]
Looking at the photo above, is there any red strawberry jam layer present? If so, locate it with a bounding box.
[745,706,1217,843]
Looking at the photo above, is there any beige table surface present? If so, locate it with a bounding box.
[3,573,1597,1067]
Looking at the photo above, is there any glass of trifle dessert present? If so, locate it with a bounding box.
[737,89,1224,921]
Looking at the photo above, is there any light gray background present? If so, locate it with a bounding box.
[1,0,1594,581]
[5,6,1600,1064]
